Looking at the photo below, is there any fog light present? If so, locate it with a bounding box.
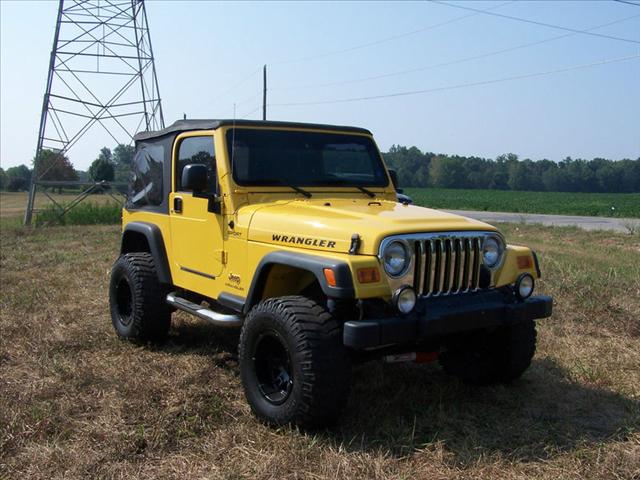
[515,273,534,300]
[393,286,416,314]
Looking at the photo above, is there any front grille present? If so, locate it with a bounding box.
[413,236,483,297]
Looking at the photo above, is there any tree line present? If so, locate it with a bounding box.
[1,143,638,193]
[383,146,640,193]
[0,144,134,191]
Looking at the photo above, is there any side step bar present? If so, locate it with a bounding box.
[166,292,243,327]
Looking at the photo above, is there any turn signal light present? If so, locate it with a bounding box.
[517,255,533,269]
[357,267,380,284]
[323,268,337,287]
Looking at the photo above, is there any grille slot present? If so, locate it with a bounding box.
[415,236,483,297]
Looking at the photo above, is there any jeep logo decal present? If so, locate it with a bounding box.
[272,234,336,249]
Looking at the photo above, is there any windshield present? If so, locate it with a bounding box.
[226,128,389,187]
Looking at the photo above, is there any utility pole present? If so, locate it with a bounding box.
[262,64,267,121]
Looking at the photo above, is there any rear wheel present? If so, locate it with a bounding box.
[439,320,537,385]
[239,295,351,428]
[109,253,171,342]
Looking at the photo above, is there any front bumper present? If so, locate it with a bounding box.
[343,290,553,350]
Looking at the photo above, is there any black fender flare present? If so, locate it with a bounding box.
[240,251,355,314]
[120,221,172,285]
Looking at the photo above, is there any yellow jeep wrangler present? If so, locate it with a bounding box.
[109,119,552,428]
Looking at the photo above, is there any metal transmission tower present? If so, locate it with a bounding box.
[24,0,164,225]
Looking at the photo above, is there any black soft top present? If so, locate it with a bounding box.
[133,119,372,142]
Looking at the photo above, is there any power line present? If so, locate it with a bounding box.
[613,0,640,7]
[204,67,261,109]
[271,13,640,91]
[270,1,514,65]
[240,105,261,119]
[219,94,260,119]
[433,1,640,44]
[200,4,514,113]
[234,91,262,108]
[268,54,639,107]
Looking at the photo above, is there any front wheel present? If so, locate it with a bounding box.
[239,296,351,428]
[439,320,537,385]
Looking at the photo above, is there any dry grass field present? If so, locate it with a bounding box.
[1,219,639,479]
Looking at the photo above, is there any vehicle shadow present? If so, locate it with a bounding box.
[330,357,640,464]
[153,316,241,368]
[158,319,639,465]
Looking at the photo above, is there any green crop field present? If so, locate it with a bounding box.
[406,188,640,218]
[4,189,639,221]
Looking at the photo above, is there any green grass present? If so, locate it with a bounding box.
[34,201,122,226]
[0,191,121,218]
[406,188,640,218]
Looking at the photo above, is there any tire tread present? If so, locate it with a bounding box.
[239,295,350,428]
[109,252,170,342]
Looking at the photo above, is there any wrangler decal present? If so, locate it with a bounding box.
[272,234,336,249]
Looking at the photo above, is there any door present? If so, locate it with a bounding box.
[169,133,225,293]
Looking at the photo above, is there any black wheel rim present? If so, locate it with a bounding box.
[253,331,293,405]
[115,277,133,326]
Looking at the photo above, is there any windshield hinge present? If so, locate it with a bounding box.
[349,234,361,255]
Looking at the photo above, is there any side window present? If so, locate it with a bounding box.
[176,136,216,192]
[129,142,164,207]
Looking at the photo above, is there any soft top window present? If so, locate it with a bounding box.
[128,141,164,207]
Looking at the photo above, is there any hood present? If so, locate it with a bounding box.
[245,198,497,255]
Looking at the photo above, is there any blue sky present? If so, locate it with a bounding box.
[1,0,639,171]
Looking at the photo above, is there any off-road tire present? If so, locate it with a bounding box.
[109,252,171,342]
[439,320,537,385]
[239,295,351,428]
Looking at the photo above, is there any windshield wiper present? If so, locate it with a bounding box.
[288,184,312,198]
[260,179,312,198]
[355,186,376,198]
[323,178,376,198]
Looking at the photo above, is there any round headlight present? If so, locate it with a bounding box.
[383,241,409,277]
[482,236,503,268]
[516,273,534,300]
[394,286,417,314]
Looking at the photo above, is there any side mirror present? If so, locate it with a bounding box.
[388,168,403,193]
[396,192,413,205]
[181,164,208,192]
